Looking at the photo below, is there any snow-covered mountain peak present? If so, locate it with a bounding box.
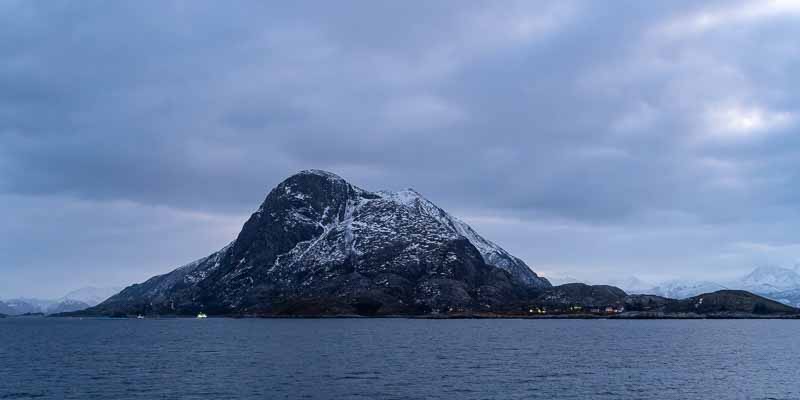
[647,280,728,299]
[739,265,800,293]
[297,169,346,181]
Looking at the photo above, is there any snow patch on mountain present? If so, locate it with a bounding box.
[645,280,728,299]
[376,188,549,287]
[60,286,123,306]
[736,265,800,294]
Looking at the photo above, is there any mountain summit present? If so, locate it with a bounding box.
[90,170,549,316]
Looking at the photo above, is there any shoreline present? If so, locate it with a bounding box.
[41,312,800,320]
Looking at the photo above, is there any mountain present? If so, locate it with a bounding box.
[0,298,83,315]
[601,276,653,294]
[87,170,550,316]
[665,290,798,315]
[647,280,728,299]
[45,299,92,314]
[534,283,627,308]
[736,266,800,295]
[617,266,800,307]
[0,299,42,315]
[0,286,119,315]
[767,289,800,308]
[60,286,122,306]
[620,290,798,317]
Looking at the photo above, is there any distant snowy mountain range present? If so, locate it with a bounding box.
[544,265,800,307]
[0,286,121,316]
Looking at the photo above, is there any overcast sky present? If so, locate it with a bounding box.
[2,0,800,298]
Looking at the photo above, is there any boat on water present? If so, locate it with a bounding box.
[136,315,145,319]
[197,312,208,319]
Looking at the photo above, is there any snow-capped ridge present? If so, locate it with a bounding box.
[0,286,122,315]
[644,280,728,299]
[738,265,800,293]
[375,188,549,287]
[60,286,123,306]
[297,169,346,181]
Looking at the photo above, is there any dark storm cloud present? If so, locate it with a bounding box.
[2,0,800,296]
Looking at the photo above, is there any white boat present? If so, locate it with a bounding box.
[196,312,208,319]
[136,315,145,319]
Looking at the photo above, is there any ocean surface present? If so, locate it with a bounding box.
[1,318,798,399]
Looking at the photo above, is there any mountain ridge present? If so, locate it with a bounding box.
[0,286,121,315]
[543,265,800,307]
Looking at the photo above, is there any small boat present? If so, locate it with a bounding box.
[196,312,208,319]
[136,315,145,319]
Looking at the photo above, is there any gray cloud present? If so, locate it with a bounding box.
[2,0,799,297]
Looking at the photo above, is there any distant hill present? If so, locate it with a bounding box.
[0,286,120,315]
[0,299,41,315]
[638,266,800,307]
[557,266,800,308]
[534,283,627,308]
[60,286,122,306]
[665,290,797,315]
[647,280,728,299]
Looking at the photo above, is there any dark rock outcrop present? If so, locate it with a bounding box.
[86,170,550,316]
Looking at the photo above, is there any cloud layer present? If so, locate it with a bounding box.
[1,1,799,297]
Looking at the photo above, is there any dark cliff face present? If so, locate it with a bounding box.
[90,170,549,316]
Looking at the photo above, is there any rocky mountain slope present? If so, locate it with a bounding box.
[87,170,550,316]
